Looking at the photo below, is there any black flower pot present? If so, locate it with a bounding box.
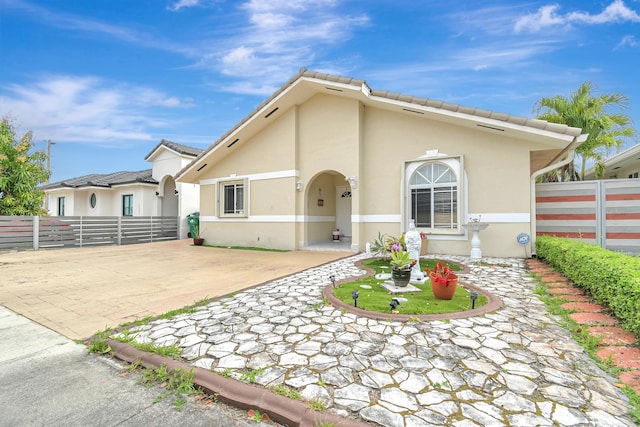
[391,268,411,287]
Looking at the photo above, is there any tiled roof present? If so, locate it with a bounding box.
[42,170,157,190]
[145,139,203,160]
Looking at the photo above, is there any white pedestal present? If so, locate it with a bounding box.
[470,230,483,259]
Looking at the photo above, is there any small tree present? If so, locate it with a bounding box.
[0,118,50,215]
[534,82,636,180]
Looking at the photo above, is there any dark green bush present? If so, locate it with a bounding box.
[536,236,640,338]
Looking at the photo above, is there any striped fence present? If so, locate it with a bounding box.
[536,179,640,255]
[0,216,178,251]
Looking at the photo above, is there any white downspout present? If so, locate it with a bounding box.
[530,134,588,255]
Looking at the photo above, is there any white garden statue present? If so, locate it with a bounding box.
[405,220,425,283]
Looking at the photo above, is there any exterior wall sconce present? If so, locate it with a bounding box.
[345,176,357,189]
[296,180,303,191]
[155,191,160,196]
[174,189,179,195]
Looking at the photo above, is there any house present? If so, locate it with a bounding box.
[42,140,202,238]
[175,69,586,257]
[583,144,640,180]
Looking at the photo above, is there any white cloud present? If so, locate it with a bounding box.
[616,34,639,49]
[0,75,192,144]
[515,0,640,33]
[207,0,369,95]
[167,0,200,12]
[514,4,566,33]
[567,0,640,24]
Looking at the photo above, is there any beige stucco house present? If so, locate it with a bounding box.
[176,69,586,257]
[42,140,201,238]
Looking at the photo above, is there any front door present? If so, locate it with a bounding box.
[335,185,352,237]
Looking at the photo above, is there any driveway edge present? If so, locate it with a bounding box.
[108,340,371,427]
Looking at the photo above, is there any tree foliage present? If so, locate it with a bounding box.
[0,118,50,215]
[534,82,636,180]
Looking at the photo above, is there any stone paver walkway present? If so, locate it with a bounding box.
[529,258,640,397]
[122,254,636,427]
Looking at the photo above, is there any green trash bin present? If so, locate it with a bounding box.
[187,212,200,238]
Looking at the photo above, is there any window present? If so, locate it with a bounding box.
[57,197,65,216]
[409,163,458,229]
[122,194,133,216]
[90,193,97,209]
[219,179,247,217]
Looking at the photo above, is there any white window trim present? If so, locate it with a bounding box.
[403,154,465,236]
[218,178,248,218]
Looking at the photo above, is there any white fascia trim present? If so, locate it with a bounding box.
[201,215,335,223]
[352,215,402,223]
[467,213,531,223]
[200,170,298,186]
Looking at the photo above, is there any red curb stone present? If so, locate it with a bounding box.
[540,274,568,282]
[108,340,371,427]
[588,326,637,346]
[561,302,607,313]
[549,287,585,296]
[596,346,640,369]
[545,281,572,288]
[556,294,592,303]
[570,312,620,326]
[619,370,640,394]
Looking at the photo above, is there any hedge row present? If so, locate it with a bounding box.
[535,235,640,338]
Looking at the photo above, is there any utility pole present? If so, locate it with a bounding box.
[44,140,55,212]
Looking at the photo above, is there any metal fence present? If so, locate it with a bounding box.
[0,216,179,251]
[536,179,640,255]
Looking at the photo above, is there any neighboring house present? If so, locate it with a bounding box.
[42,140,202,238]
[175,69,586,257]
[583,144,640,180]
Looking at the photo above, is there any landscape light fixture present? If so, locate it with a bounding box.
[389,298,400,312]
[329,275,336,288]
[351,290,359,307]
[470,291,478,309]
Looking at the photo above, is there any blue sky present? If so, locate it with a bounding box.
[1,0,639,182]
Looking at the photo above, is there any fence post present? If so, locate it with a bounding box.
[596,181,605,249]
[79,216,83,248]
[150,216,154,243]
[117,216,122,245]
[33,216,40,251]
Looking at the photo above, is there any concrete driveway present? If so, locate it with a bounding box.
[0,240,352,339]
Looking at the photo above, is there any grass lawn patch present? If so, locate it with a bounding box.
[333,258,487,315]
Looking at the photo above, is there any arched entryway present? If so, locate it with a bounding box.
[304,171,352,251]
[159,176,178,217]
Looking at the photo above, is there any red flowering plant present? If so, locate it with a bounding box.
[425,262,458,286]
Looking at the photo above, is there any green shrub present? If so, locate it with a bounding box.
[536,236,640,337]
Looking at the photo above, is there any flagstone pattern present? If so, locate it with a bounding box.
[124,254,636,427]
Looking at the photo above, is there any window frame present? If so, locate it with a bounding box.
[122,194,133,217]
[90,193,97,209]
[57,196,65,216]
[404,155,464,235]
[218,178,248,218]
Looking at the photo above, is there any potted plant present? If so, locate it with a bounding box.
[389,243,416,287]
[192,224,204,246]
[425,262,458,300]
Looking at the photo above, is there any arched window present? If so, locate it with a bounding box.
[410,163,458,229]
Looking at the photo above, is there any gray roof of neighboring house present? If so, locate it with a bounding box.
[145,139,203,160]
[42,170,157,190]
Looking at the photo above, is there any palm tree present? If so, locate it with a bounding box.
[534,82,636,180]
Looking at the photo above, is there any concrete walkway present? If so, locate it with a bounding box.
[119,253,635,427]
[0,240,351,339]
